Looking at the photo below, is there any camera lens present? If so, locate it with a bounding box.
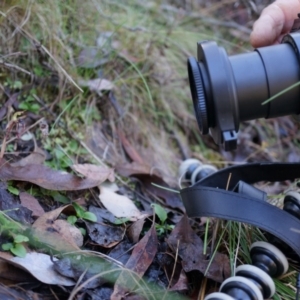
[188,32,300,151]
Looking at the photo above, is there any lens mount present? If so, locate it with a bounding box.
[187,57,208,134]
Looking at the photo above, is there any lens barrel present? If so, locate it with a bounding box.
[188,32,300,151]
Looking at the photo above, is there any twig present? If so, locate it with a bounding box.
[165,239,180,294]
[0,60,34,77]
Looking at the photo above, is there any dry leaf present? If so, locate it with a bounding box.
[72,163,115,182]
[32,205,82,252]
[117,130,144,164]
[116,162,184,211]
[19,192,45,217]
[0,259,36,282]
[127,217,146,243]
[0,158,102,190]
[78,78,114,93]
[99,186,146,221]
[167,215,230,283]
[11,148,46,167]
[169,270,188,292]
[0,252,75,286]
[111,225,158,299]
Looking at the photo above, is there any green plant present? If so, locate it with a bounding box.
[19,95,41,113]
[114,217,130,225]
[67,203,97,236]
[2,234,29,258]
[151,203,174,236]
[71,202,97,222]
[7,181,19,196]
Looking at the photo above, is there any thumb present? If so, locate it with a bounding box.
[250,0,299,48]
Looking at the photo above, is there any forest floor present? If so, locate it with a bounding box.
[0,1,299,299]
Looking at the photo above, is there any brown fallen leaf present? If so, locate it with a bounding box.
[117,130,144,164]
[127,217,146,243]
[32,205,82,252]
[0,158,102,190]
[19,192,45,218]
[166,215,230,283]
[169,270,188,292]
[72,163,115,182]
[111,224,158,299]
[11,147,46,167]
[116,162,184,211]
[0,259,37,282]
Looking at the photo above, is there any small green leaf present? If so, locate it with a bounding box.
[52,191,69,204]
[18,102,29,110]
[114,217,130,225]
[11,243,27,258]
[69,140,78,152]
[54,148,65,160]
[7,185,19,196]
[79,227,86,236]
[14,234,29,243]
[151,203,167,224]
[67,215,77,225]
[13,81,23,89]
[82,212,97,222]
[2,243,13,251]
[73,202,85,218]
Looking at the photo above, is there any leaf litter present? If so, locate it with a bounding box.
[167,215,230,283]
[0,252,75,286]
[99,185,148,221]
[86,206,125,248]
[0,1,279,298]
[111,224,158,299]
[32,205,83,251]
[0,158,108,190]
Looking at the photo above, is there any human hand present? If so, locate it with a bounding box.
[250,0,300,48]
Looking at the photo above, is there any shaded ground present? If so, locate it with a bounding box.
[0,1,299,300]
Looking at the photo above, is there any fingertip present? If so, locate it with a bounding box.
[250,16,278,48]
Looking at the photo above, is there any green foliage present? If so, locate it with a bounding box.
[155,223,174,236]
[4,79,23,90]
[29,188,70,204]
[151,203,173,236]
[67,215,77,225]
[7,182,19,196]
[14,234,29,243]
[19,95,40,113]
[67,202,97,226]
[82,212,97,222]
[2,234,29,258]
[114,217,130,225]
[79,227,86,236]
[10,243,27,258]
[151,203,167,224]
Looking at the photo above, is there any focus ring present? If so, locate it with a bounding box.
[187,57,208,134]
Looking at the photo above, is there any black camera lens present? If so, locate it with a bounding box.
[188,32,300,151]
